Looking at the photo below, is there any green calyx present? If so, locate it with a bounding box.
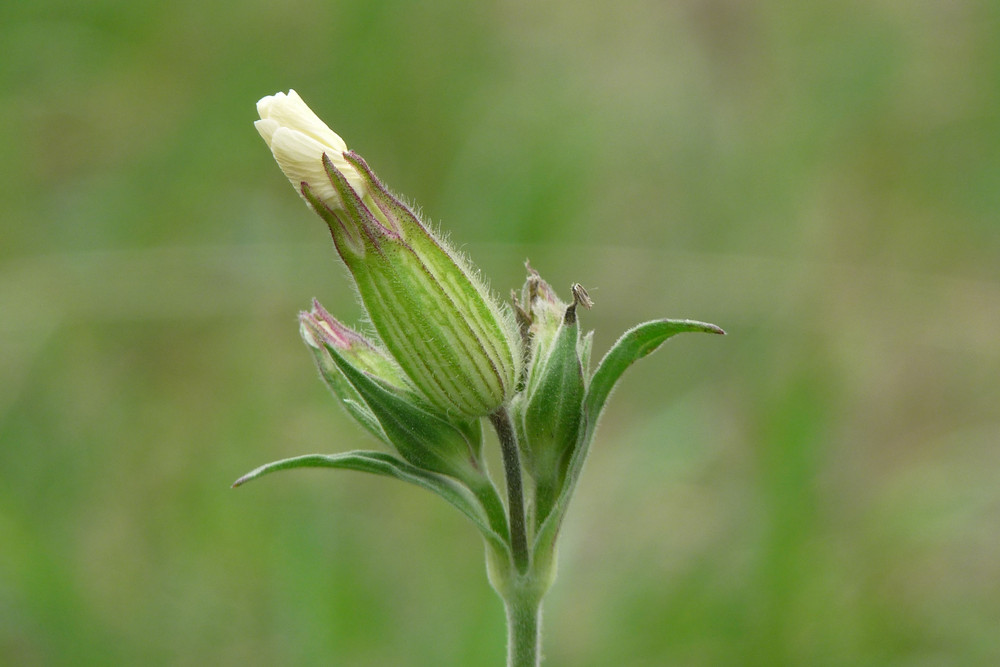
[302,151,521,419]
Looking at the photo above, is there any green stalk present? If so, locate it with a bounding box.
[490,406,529,573]
[487,406,547,665]
[504,582,542,667]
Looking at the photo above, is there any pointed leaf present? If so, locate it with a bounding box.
[520,319,584,475]
[584,318,724,441]
[324,342,482,483]
[232,451,509,555]
[532,318,724,564]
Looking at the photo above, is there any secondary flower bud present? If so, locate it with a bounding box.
[299,300,406,445]
[300,301,487,483]
[300,299,408,391]
[512,269,590,492]
[256,91,521,418]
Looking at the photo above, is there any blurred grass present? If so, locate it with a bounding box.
[2,0,999,664]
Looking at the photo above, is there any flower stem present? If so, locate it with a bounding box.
[490,406,529,573]
[505,583,542,667]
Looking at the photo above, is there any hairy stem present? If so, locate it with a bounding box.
[490,406,529,573]
[505,584,542,667]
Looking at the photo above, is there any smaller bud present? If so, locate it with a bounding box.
[299,301,407,445]
[511,267,592,524]
[300,299,408,390]
[515,265,593,393]
[300,300,486,485]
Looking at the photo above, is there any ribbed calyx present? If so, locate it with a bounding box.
[257,90,521,418]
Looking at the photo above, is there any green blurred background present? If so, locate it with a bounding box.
[2,0,998,664]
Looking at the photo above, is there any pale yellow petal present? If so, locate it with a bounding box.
[255,90,364,207]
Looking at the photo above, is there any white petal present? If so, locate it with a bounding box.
[257,90,347,153]
[255,90,366,207]
[254,118,279,148]
[269,128,341,205]
[255,92,280,119]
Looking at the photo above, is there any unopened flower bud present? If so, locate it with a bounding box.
[300,301,486,481]
[257,91,521,418]
[300,299,408,390]
[513,268,590,493]
[299,301,407,445]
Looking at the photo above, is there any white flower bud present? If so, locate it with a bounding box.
[254,90,366,208]
[255,91,522,417]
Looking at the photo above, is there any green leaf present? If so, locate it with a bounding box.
[584,319,724,440]
[324,342,483,484]
[232,451,509,556]
[532,318,723,565]
[521,320,584,471]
